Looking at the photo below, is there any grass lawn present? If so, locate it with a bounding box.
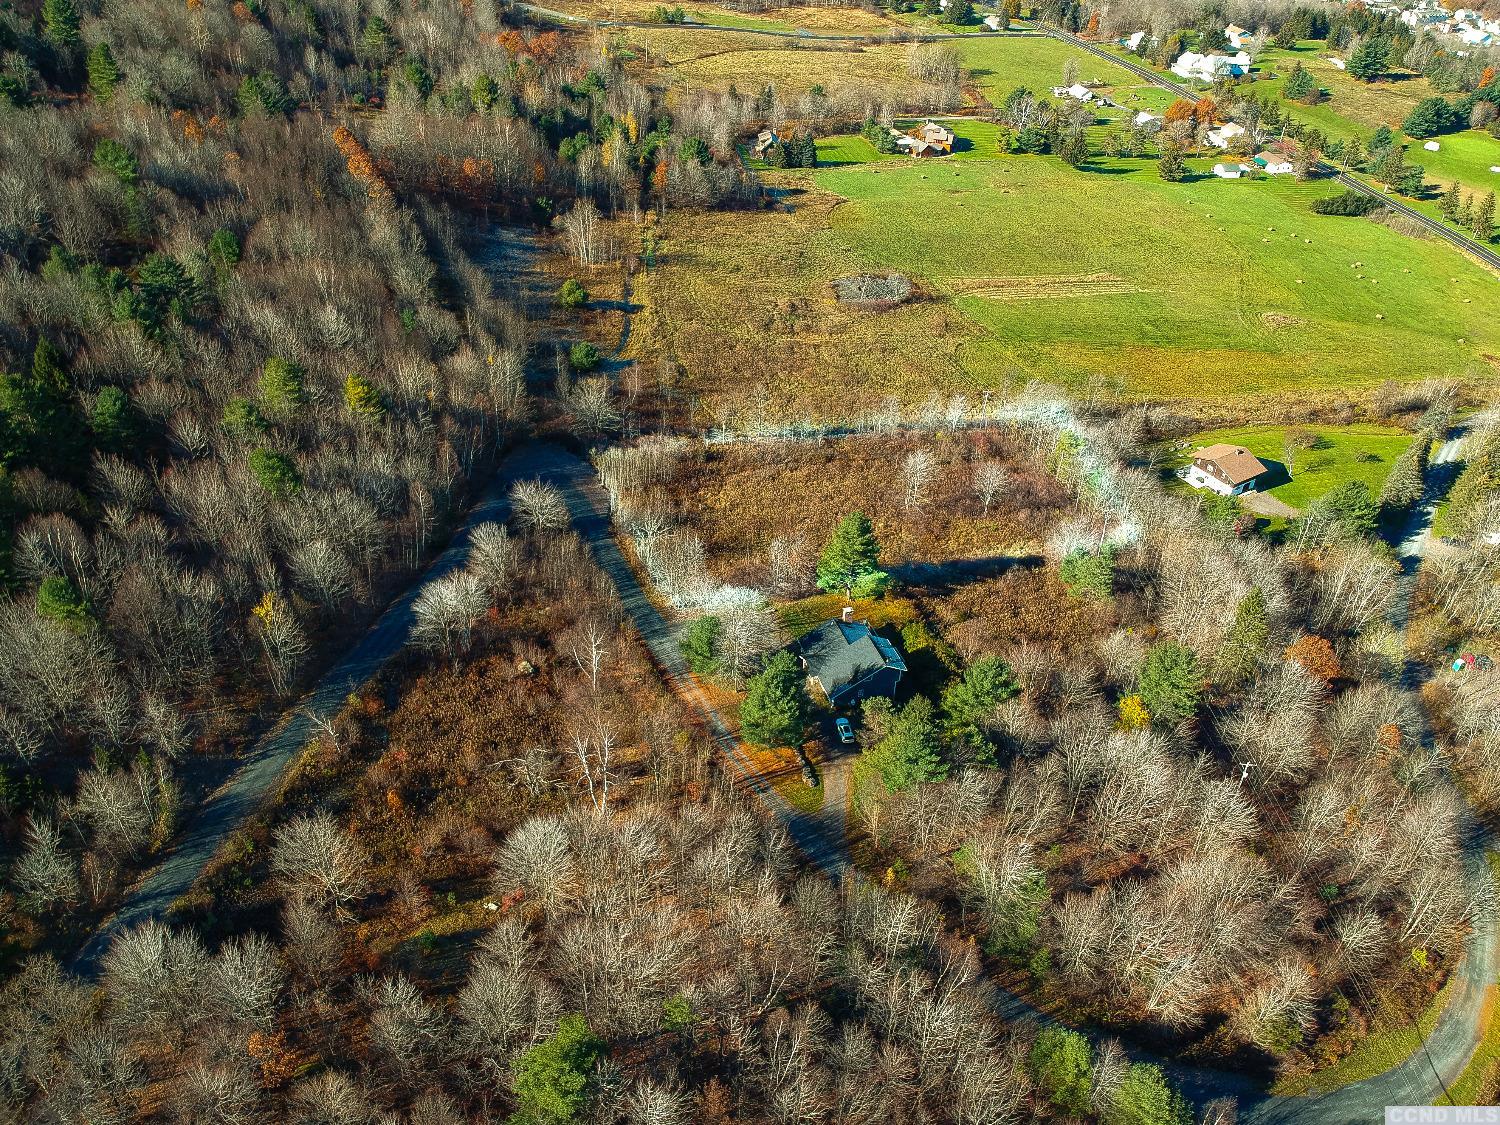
[1171,424,1417,511]
[778,593,921,638]
[1413,130,1500,199]
[1272,974,1457,1096]
[1251,42,1439,137]
[816,133,883,166]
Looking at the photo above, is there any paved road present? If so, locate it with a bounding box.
[70,443,564,975]
[1040,25,1500,274]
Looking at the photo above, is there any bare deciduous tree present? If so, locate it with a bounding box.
[271,813,369,919]
[11,816,80,914]
[973,463,1007,515]
[411,569,489,666]
[509,479,570,533]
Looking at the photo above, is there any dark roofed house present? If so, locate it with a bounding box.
[792,608,907,708]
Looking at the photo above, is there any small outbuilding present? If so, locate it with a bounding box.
[792,609,907,708]
[752,129,780,156]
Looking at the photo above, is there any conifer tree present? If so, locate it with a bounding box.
[816,513,886,598]
[739,651,811,749]
[86,42,119,101]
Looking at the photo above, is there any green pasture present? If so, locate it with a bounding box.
[1170,423,1416,510]
[805,150,1500,398]
[1413,130,1500,198]
[957,36,1176,115]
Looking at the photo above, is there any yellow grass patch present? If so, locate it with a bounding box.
[946,272,1141,300]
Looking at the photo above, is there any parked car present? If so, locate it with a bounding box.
[835,717,856,744]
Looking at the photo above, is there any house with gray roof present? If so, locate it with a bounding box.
[791,609,907,708]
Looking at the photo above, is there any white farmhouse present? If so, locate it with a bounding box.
[1172,50,1252,81]
[1212,162,1253,178]
[1207,121,1247,148]
[1124,30,1149,50]
[1254,150,1295,174]
[1132,110,1164,131]
[1182,445,1272,496]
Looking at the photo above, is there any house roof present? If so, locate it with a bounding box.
[1194,444,1270,485]
[793,619,906,701]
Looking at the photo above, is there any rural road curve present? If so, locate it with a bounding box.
[71,442,566,975]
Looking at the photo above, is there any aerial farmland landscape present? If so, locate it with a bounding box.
[0,0,1497,1120]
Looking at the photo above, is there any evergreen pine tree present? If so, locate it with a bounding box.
[864,695,947,791]
[1459,192,1474,231]
[1214,587,1268,687]
[1157,146,1187,181]
[816,512,885,598]
[739,651,811,749]
[260,357,307,414]
[42,0,80,47]
[87,42,120,101]
[1440,182,1461,222]
[799,131,818,167]
[343,373,385,421]
[1474,191,1496,241]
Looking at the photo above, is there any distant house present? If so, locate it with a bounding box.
[752,129,780,157]
[1124,29,1149,50]
[1133,110,1164,131]
[1207,121,1247,148]
[897,120,954,158]
[1225,22,1251,48]
[1253,150,1294,174]
[1172,50,1251,80]
[1183,444,1272,496]
[982,13,1004,30]
[792,610,907,708]
[1213,162,1253,178]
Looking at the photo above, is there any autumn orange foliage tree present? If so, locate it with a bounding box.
[332,125,391,200]
[1285,634,1341,685]
[1165,98,1196,124]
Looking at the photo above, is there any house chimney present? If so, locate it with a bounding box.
[842,606,854,623]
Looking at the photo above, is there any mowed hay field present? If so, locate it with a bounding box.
[634,143,1500,420]
[817,154,1500,398]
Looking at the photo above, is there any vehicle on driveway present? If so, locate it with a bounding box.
[835,717,856,744]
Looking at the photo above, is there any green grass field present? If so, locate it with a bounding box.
[1171,424,1416,510]
[957,36,1177,115]
[811,151,1500,398]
